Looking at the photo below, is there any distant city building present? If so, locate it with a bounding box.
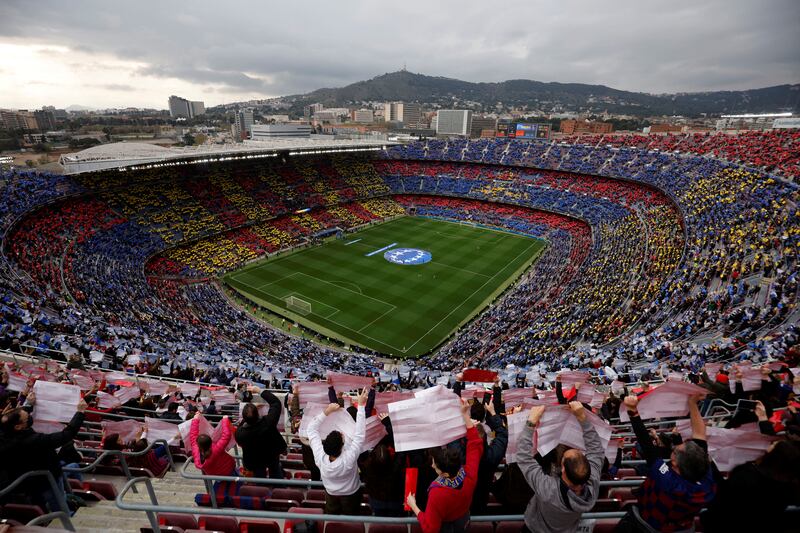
[189,101,205,117]
[772,117,800,129]
[383,102,423,127]
[34,109,57,131]
[42,106,68,120]
[168,95,205,118]
[0,110,38,131]
[470,115,497,138]
[436,110,473,136]
[353,109,374,123]
[716,112,793,131]
[559,119,613,134]
[250,124,313,139]
[233,108,254,141]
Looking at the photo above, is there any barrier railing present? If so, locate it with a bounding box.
[178,460,647,508]
[117,476,629,533]
[0,470,75,531]
[64,438,175,493]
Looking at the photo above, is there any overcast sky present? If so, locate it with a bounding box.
[1,0,798,110]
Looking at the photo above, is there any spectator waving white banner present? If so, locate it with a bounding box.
[387,392,466,452]
[619,381,708,422]
[32,380,81,423]
[535,405,613,457]
[674,420,777,472]
[97,390,122,409]
[102,419,145,444]
[113,385,140,405]
[327,371,372,391]
[144,417,182,445]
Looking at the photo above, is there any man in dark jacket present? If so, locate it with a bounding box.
[235,388,287,478]
[0,399,87,512]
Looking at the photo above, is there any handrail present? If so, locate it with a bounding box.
[117,476,628,533]
[179,459,647,491]
[0,469,75,531]
[65,438,175,494]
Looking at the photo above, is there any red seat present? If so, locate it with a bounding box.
[591,498,621,512]
[324,522,365,533]
[293,471,312,479]
[83,479,118,500]
[369,526,408,533]
[159,512,199,530]
[300,500,326,509]
[615,468,637,478]
[607,487,634,502]
[67,478,83,490]
[286,506,323,531]
[239,519,281,533]
[2,503,45,523]
[263,499,300,512]
[270,488,304,502]
[306,489,326,501]
[239,485,271,499]
[466,523,493,533]
[198,515,239,533]
[495,522,524,533]
[591,518,620,533]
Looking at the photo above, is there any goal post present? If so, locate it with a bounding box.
[285,295,312,316]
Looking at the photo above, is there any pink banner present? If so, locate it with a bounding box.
[387,393,466,452]
[102,419,145,444]
[144,417,182,445]
[327,371,373,392]
[619,381,708,422]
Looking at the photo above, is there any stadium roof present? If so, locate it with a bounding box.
[59,137,394,174]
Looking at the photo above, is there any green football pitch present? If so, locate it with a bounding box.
[223,216,546,357]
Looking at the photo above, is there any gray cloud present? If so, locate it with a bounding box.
[0,0,798,107]
[97,83,136,91]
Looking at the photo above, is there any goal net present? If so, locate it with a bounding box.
[285,295,312,316]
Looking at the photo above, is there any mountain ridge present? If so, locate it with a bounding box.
[272,71,799,117]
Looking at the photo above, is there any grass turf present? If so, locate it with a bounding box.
[223,216,545,358]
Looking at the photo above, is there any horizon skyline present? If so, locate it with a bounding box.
[1,0,799,110]
[3,68,800,112]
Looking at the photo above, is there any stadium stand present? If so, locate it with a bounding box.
[0,135,797,530]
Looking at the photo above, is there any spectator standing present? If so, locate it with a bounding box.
[406,400,484,533]
[616,394,717,532]
[516,402,604,533]
[307,388,368,514]
[0,399,88,513]
[190,413,237,506]
[235,387,287,478]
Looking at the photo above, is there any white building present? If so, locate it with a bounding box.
[353,109,374,123]
[436,110,473,136]
[250,124,313,139]
[384,102,423,126]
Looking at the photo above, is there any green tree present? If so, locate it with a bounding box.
[182,132,195,145]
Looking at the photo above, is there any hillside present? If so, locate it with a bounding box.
[278,71,799,117]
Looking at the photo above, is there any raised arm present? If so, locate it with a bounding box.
[623,395,659,464]
[688,394,706,441]
[307,403,339,466]
[570,402,604,482]
[190,414,203,468]
[40,401,87,449]
[259,389,282,428]
[516,405,549,494]
[212,416,232,455]
[340,389,368,466]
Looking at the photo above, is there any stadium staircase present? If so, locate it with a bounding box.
[66,471,209,532]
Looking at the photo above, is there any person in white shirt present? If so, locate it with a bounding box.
[307,388,368,514]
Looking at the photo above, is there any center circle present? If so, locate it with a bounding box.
[384,248,432,265]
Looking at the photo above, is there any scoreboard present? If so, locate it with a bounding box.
[496,122,551,140]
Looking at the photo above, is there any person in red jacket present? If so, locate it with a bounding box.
[406,401,484,533]
[190,413,237,506]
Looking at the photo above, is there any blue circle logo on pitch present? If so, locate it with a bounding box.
[384,248,431,265]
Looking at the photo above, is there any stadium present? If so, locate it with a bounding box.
[0,128,798,532]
